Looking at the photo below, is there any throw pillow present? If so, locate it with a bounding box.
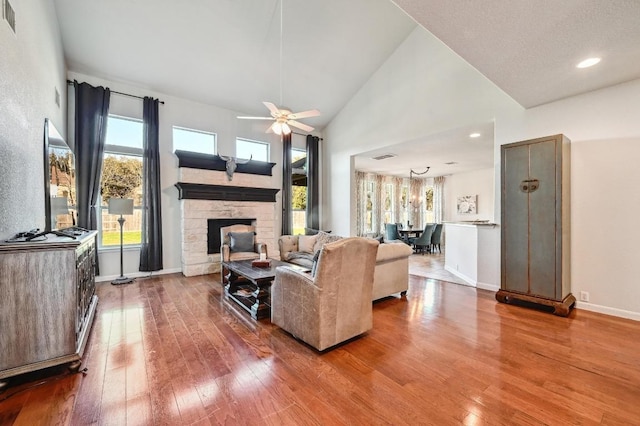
[305,228,332,235]
[298,234,318,253]
[313,231,342,254]
[228,231,255,252]
[311,249,321,277]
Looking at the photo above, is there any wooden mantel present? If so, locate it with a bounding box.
[174,150,276,176]
[174,182,279,202]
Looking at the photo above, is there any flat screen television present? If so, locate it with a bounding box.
[43,118,76,232]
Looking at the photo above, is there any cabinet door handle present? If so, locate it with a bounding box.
[520,179,539,193]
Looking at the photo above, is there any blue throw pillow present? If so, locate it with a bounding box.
[228,232,255,252]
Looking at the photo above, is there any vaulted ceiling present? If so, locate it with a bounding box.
[53,0,640,176]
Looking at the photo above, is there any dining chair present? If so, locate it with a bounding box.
[411,224,435,254]
[430,224,443,253]
[384,223,403,243]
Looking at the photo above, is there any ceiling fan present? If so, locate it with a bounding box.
[237,0,320,135]
[238,102,320,135]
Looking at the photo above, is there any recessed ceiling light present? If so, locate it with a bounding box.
[576,57,601,69]
[469,133,481,138]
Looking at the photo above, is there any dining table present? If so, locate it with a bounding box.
[398,228,423,239]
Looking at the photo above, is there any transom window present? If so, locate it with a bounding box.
[236,138,269,162]
[173,126,216,155]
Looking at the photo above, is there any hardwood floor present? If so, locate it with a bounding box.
[1,273,639,425]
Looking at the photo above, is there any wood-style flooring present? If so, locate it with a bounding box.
[1,272,639,425]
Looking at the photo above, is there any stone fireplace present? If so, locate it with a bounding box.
[176,156,279,277]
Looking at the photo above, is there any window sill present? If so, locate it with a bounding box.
[98,245,141,253]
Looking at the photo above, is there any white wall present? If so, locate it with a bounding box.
[443,168,494,222]
[67,72,308,280]
[323,26,521,237]
[323,25,640,320]
[495,80,640,319]
[0,0,67,240]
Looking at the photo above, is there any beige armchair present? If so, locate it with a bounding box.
[220,224,267,282]
[271,237,379,351]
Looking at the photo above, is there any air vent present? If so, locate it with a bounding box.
[371,153,397,161]
[445,161,458,165]
[3,0,16,34]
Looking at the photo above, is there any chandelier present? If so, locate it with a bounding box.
[408,167,430,209]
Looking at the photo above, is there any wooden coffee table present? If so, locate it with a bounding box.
[222,259,309,320]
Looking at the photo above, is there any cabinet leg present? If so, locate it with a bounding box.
[68,360,82,373]
[401,290,407,297]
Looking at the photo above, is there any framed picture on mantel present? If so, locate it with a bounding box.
[457,195,477,214]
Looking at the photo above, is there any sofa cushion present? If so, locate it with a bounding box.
[298,234,318,253]
[313,231,343,253]
[286,252,314,269]
[228,232,255,252]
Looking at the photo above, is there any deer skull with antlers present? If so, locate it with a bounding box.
[217,153,252,181]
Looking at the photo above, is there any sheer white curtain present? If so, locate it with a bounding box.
[355,171,366,236]
[433,176,446,223]
[409,177,422,227]
[355,172,410,236]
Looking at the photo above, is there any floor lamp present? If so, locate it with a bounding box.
[108,198,134,285]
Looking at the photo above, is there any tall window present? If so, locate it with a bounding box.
[424,186,435,223]
[365,181,375,233]
[100,115,144,248]
[383,183,395,224]
[173,126,216,154]
[291,147,307,235]
[400,185,409,226]
[236,138,269,161]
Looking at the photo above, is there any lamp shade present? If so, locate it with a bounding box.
[108,198,134,215]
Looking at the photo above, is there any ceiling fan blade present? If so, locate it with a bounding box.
[237,116,273,120]
[263,101,280,115]
[289,109,320,120]
[288,120,314,132]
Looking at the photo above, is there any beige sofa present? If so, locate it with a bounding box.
[278,233,413,300]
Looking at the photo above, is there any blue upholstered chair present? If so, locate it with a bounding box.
[430,224,443,253]
[411,224,435,254]
[384,223,403,243]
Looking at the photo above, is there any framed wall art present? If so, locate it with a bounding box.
[457,195,477,214]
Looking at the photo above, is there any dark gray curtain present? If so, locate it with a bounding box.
[281,133,292,235]
[74,81,110,274]
[306,135,320,230]
[139,97,163,271]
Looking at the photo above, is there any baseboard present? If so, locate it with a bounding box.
[96,267,182,283]
[444,265,476,287]
[476,282,500,292]
[575,301,640,322]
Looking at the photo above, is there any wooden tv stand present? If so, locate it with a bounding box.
[0,230,98,388]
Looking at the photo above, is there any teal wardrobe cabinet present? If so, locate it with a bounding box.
[496,134,575,316]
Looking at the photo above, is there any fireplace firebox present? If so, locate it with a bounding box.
[207,218,256,254]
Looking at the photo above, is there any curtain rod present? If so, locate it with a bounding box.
[66,80,165,104]
[292,131,323,141]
